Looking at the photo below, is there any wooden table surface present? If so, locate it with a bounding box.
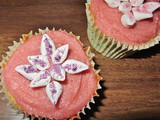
[0,0,160,120]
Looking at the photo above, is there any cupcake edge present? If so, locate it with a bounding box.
[0,27,103,120]
[86,1,160,59]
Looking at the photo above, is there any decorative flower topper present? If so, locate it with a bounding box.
[15,34,89,105]
[104,0,160,27]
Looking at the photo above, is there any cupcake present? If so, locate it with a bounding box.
[0,28,102,119]
[86,0,160,59]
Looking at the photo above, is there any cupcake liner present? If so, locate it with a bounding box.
[86,1,160,59]
[0,27,102,120]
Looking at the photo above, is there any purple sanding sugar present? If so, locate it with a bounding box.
[72,64,78,71]
[64,64,72,70]
[24,66,39,73]
[40,71,50,79]
[57,48,65,54]
[64,64,78,72]
[49,82,57,94]
[31,58,47,68]
[36,71,50,82]
[53,47,66,62]
[51,64,62,75]
[52,89,57,94]
[44,38,53,56]
[54,54,61,62]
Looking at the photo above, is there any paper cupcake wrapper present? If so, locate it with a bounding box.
[86,1,160,59]
[0,27,102,120]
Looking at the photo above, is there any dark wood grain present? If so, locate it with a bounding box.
[0,0,160,120]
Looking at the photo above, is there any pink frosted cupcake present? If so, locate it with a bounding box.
[86,0,160,58]
[0,28,102,119]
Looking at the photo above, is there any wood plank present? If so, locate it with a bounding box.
[0,0,160,120]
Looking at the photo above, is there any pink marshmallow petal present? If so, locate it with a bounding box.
[140,2,160,12]
[119,2,132,13]
[130,0,144,7]
[41,34,56,57]
[30,71,51,88]
[52,44,69,64]
[46,81,63,105]
[50,64,66,81]
[132,7,153,21]
[62,59,89,74]
[121,12,136,27]
[104,0,121,8]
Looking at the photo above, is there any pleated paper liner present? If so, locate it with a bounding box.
[86,1,160,59]
[0,27,103,120]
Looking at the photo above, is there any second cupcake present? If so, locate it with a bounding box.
[86,0,160,59]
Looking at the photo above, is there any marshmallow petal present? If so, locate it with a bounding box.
[62,59,89,74]
[130,0,144,7]
[104,0,121,8]
[46,81,63,105]
[50,64,66,81]
[15,65,40,80]
[132,7,153,21]
[121,12,136,27]
[30,71,51,88]
[140,2,160,12]
[41,34,56,57]
[52,44,69,64]
[119,2,132,13]
[28,55,50,71]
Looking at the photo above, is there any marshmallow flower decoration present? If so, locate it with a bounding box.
[15,34,89,105]
[104,0,160,27]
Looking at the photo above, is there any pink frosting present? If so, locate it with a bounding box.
[90,0,160,46]
[2,30,97,119]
